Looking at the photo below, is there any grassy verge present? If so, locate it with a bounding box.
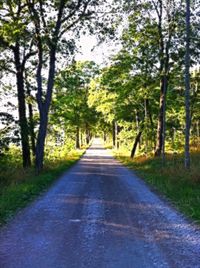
[114,150,200,224]
[0,150,84,226]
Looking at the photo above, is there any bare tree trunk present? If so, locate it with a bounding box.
[103,131,107,142]
[161,75,168,164]
[35,110,48,172]
[115,122,119,149]
[26,81,36,156]
[135,110,141,149]
[112,121,116,148]
[76,126,80,149]
[184,0,191,169]
[86,122,90,144]
[81,132,83,146]
[29,1,65,173]
[155,82,164,156]
[14,45,31,168]
[144,98,148,154]
[131,131,142,158]
[35,46,56,173]
[154,0,171,159]
[197,121,199,139]
[154,1,164,157]
[28,102,36,156]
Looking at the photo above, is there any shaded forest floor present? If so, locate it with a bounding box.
[0,147,85,226]
[115,148,200,225]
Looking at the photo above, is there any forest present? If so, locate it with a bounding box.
[0,0,200,224]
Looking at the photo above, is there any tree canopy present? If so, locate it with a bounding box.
[0,0,200,171]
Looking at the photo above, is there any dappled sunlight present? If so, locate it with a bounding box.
[85,151,113,158]
[53,194,200,247]
[71,171,123,178]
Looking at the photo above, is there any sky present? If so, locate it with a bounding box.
[75,35,121,66]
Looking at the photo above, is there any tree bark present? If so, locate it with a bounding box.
[184,0,191,169]
[26,82,36,156]
[131,131,143,158]
[154,1,173,159]
[28,102,36,156]
[115,122,119,149]
[14,44,31,168]
[35,44,57,172]
[103,131,107,142]
[86,122,90,144]
[28,0,98,172]
[35,109,48,172]
[155,0,165,157]
[112,121,116,147]
[76,126,80,149]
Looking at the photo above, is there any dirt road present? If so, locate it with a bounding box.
[0,139,200,268]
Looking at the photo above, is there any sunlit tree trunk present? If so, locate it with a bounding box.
[112,121,116,148]
[184,0,191,169]
[131,131,142,158]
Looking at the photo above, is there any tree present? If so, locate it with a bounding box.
[52,61,99,149]
[0,1,36,167]
[184,0,191,169]
[26,0,113,172]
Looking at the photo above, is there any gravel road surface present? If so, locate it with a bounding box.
[0,139,200,268]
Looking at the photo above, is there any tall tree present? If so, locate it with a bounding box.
[53,61,99,149]
[0,1,36,167]
[184,0,191,169]
[26,0,112,172]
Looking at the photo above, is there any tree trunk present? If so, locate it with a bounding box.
[81,132,83,146]
[86,122,90,144]
[115,122,119,149]
[155,75,168,158]
[35,45,57,172]
[154,1,173,159]
[26,83,36,156]
[103,131,107,142]
[155,81,164,156]
[197,121,199,139]
[144,98,148,154]
[131,131,143,158]
[112,121,116,148]
[76,126,80,149]
[28,102,36,156]
[184,0,191,169]
[135,110,141,149]
[14,45,31,168]
[35,110,48,173]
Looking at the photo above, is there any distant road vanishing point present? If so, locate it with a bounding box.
[0,138,200,268]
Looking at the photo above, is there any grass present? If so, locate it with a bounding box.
[114,149,200,225]
[0,149,84,226]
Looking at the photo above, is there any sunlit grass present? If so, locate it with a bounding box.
[0,146,85,225]
[114,149,200,224]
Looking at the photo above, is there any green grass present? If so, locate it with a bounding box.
[114,150,200,224]
[0,150,84,226]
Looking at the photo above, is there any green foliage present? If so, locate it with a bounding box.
[0,113,19,153]
[51,61,100,138]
